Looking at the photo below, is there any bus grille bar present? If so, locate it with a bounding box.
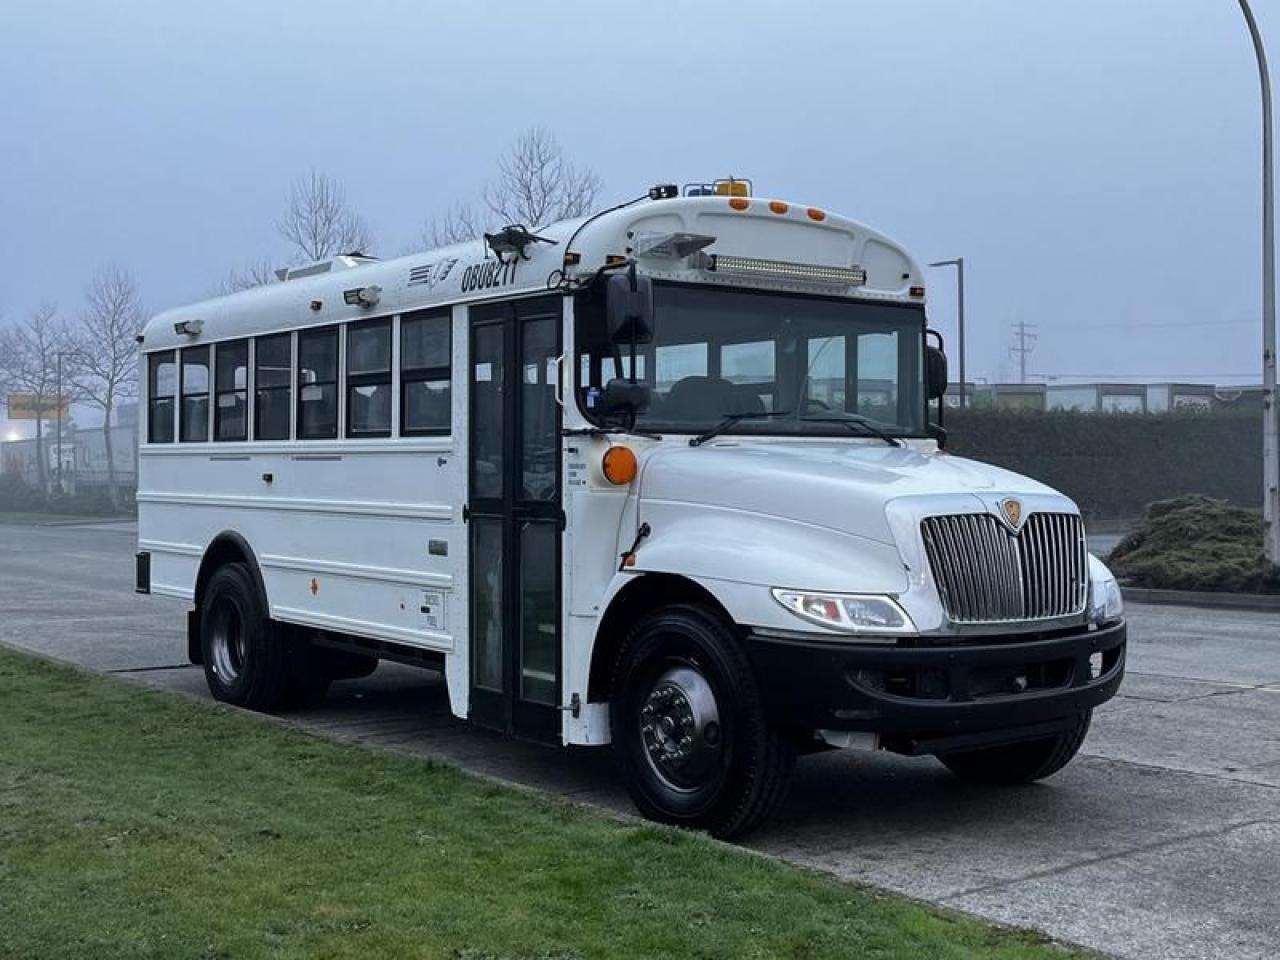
[920,512,1087,624]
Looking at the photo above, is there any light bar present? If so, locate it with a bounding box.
[708,254,867,286]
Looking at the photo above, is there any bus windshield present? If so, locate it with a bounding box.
[576,284,928,438]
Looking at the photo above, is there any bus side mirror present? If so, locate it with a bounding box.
[606,273,655,345]
[926,346,948,401]
[602,378,651,417]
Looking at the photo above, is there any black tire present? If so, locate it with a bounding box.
[610,604,795,840]
[200,562,291,711]
[939,711,1092,785]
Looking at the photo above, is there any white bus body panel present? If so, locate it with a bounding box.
[137,193,1024,746]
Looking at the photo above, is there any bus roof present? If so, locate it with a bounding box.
[142,194,924,351]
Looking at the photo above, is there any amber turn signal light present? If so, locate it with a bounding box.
[602,445,638,485]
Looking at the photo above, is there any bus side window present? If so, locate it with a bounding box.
[180,346,211,443]
[297,327,339,440]
[255,333,292,441]
[346,318,392,439]
[147,351,176,443]
[400,310,451,436]
[214,340,249,442]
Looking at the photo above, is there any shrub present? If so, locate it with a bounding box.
[0,474,43,512]
[1107,495,1280,594]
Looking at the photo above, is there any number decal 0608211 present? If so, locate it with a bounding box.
[460,259,518,293]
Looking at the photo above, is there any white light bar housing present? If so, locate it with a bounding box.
[708,254,867,286]
[633,231,717,259]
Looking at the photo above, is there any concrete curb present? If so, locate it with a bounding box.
[1122,586,1280,614]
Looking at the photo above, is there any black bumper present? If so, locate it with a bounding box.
[743,620,1126,755]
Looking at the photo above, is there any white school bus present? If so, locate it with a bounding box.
[136,181,1126,838]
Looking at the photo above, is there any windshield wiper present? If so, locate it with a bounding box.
[800,414,903,447]
[690,410,794,447]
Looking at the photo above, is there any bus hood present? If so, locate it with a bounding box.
[637,440,1068,547]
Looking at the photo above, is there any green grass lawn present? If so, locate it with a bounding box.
[0,646,1090,960]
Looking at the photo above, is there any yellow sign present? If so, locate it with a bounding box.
[5,393,69,420]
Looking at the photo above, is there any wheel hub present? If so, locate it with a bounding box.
[639,665,722,791]
[209,601,246,684]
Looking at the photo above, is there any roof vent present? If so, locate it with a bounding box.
[275,253,377,282]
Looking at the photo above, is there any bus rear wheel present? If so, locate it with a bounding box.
[200,562,291,711]
[610,604,795,840]
[939,711,1092,785]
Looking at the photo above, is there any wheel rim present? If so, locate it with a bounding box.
[209,598,246,685]
[639,664,724,793]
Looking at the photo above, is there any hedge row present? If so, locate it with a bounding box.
[943,409,1260,523]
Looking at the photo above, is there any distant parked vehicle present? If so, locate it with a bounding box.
[134,179,1126,837]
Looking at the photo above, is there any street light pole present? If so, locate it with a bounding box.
[56,351,63,494]
[1238,0,1279,564]
[928,258,966,407]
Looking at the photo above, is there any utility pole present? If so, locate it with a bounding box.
[929,258,967,406]
[1009,322,1038,384]
[1238,0,1279,565]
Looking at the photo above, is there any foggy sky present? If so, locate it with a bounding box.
[0,0,1273,436]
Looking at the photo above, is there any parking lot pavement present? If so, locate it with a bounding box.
[3,518,1278,960]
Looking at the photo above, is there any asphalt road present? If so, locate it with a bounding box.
[2,518,1278,960]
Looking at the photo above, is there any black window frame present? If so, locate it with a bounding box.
[254,332,292,442]
[147,350,176,444]
[213,339,250,442]
[400,309,452,437]
[345,317,393,439]
[179,345,211,443]
[296,326,340,440]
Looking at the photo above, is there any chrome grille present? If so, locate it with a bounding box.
[921,512,1087,623]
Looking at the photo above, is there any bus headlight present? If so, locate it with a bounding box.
[1087,555,1124,624]
[771,589,917,635]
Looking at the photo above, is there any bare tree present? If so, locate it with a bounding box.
[217,258,279,295]
[71,267,143,508]
[276,171,373,262]
[419,128,602,247]
[419,202,481,249]
[0,304,76,495]
[483,127,601,228]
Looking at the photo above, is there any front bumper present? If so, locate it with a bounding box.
[743,619,1126,755]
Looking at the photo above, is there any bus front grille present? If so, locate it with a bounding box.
[920,512,1087,624]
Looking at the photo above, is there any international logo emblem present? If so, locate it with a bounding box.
[998,497,1024,532]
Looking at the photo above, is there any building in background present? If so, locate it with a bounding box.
[0,420,137,497]
[953,382,1262,415]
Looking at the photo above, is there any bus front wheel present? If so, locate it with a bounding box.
[610,604,795,840]
[200,562,291,711]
